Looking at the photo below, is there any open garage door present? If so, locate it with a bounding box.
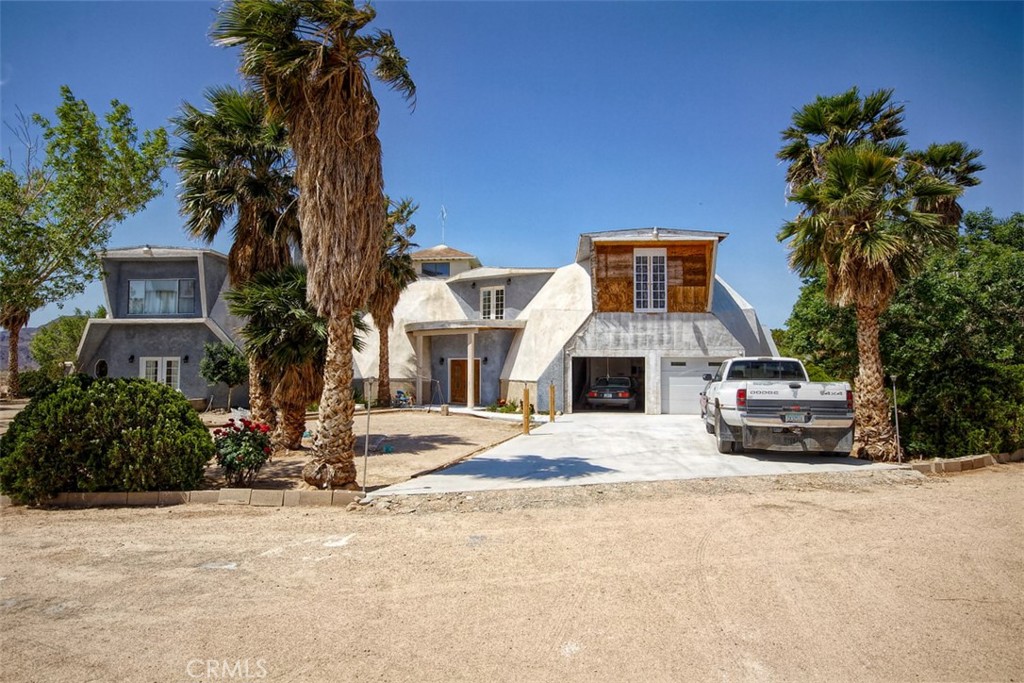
[572,356,644,412]
[661,358,721,414]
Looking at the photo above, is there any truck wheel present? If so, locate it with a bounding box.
[715,414,746,453]
[715,414,733,454]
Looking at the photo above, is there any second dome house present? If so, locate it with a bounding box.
[353,228,777,415]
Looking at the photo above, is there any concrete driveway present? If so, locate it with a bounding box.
[372,412,899,496]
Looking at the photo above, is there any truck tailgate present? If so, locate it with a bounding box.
[745,381,852,424]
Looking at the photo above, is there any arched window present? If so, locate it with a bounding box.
[95,360,109,378]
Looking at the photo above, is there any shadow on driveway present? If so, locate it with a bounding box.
[435,454,617,481]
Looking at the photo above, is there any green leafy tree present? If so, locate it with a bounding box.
[881,210,1023,456]
[369,197,417,406]
[777,87,982,461]
[776,279,858,382]
[0,86,169,396]
[29,306,106,379]
[199,342,250,409]
[781,210,1022,458]
[213,0,415,489]
[172,85,298,425]
[226,266,369,450]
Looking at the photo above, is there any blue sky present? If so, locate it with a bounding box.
[3,1,1022,329]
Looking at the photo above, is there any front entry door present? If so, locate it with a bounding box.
[449,359,481,404]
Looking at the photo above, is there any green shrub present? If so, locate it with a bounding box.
[486,398,533,415]
[903,362,1024,458]
[15,369,57,398]
[0,377,215,503]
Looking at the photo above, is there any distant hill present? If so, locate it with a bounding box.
[0,328,40,372]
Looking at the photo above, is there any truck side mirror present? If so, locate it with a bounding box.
[702,374,713,381]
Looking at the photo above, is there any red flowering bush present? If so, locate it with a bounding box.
[212,418,273,487]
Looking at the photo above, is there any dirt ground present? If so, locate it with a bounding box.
[1,465,1022,682]
[201,409,523,490]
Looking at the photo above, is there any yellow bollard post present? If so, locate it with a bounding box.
[523,386,530,435]
[549,382,555,423]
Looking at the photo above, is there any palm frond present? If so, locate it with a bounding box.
[172,84,297,283]
[226,265,368,373]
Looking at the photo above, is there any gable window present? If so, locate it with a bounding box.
[421,262,450,278]
[481,286,505,320]
[141,357,181,391]
[129,279,195,316]
[634,248,667,312]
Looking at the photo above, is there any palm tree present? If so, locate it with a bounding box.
[213,0,415,489]
[370,197,417,406]
[1,304,31,397]
[907,142,984,228]
[226,266,369,450]
[778,87,907,189]
[172,85,298,425]
[778,88,982,461]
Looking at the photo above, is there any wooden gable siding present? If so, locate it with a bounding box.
[593,241,713,313]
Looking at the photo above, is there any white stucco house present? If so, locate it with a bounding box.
[355,227,777,415]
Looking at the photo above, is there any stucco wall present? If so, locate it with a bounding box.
[429,330,513,406]
[202,254,230,319]
[710,276,778,356]
[447,272,556,320]
[78,322,249,408]
[106,259,202,319]
[353,279,465,382]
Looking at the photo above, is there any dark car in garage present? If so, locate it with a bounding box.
[585,376,638,410]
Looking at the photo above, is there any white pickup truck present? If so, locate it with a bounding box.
[701,357,854,455]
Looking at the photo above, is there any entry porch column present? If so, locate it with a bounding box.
[467,330,476,409]
[415,333,425,406]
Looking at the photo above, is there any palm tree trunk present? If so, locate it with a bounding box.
[2,308,29,398]
[274,404,307,451]
[248,357,275,427]
[852,303,896,461]
[303,313,358,489]
[272,362,320,451]
[376,323,391,406]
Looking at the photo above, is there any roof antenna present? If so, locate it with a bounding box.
[439,204,448,245]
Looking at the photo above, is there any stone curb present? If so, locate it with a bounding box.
[0,488,365,509]
[4,448,1020,508]
[910,449,1022,474]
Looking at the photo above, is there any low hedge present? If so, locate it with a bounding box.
[0,376,215,504]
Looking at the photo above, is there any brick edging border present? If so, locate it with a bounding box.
[0,488,362,509]
[3,449,1021,509]
[909,449,1023,474]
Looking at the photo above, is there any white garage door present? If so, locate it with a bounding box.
[661,358,719,414]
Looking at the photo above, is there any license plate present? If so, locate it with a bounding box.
[784,413,808,424]
[602,393,614,398]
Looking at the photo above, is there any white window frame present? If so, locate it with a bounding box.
[480,286,505,320]
[634,248,667,313]
[128,279,196,316]
[140,356,181,391]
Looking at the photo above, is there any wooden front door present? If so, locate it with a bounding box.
[449,359,481,404]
